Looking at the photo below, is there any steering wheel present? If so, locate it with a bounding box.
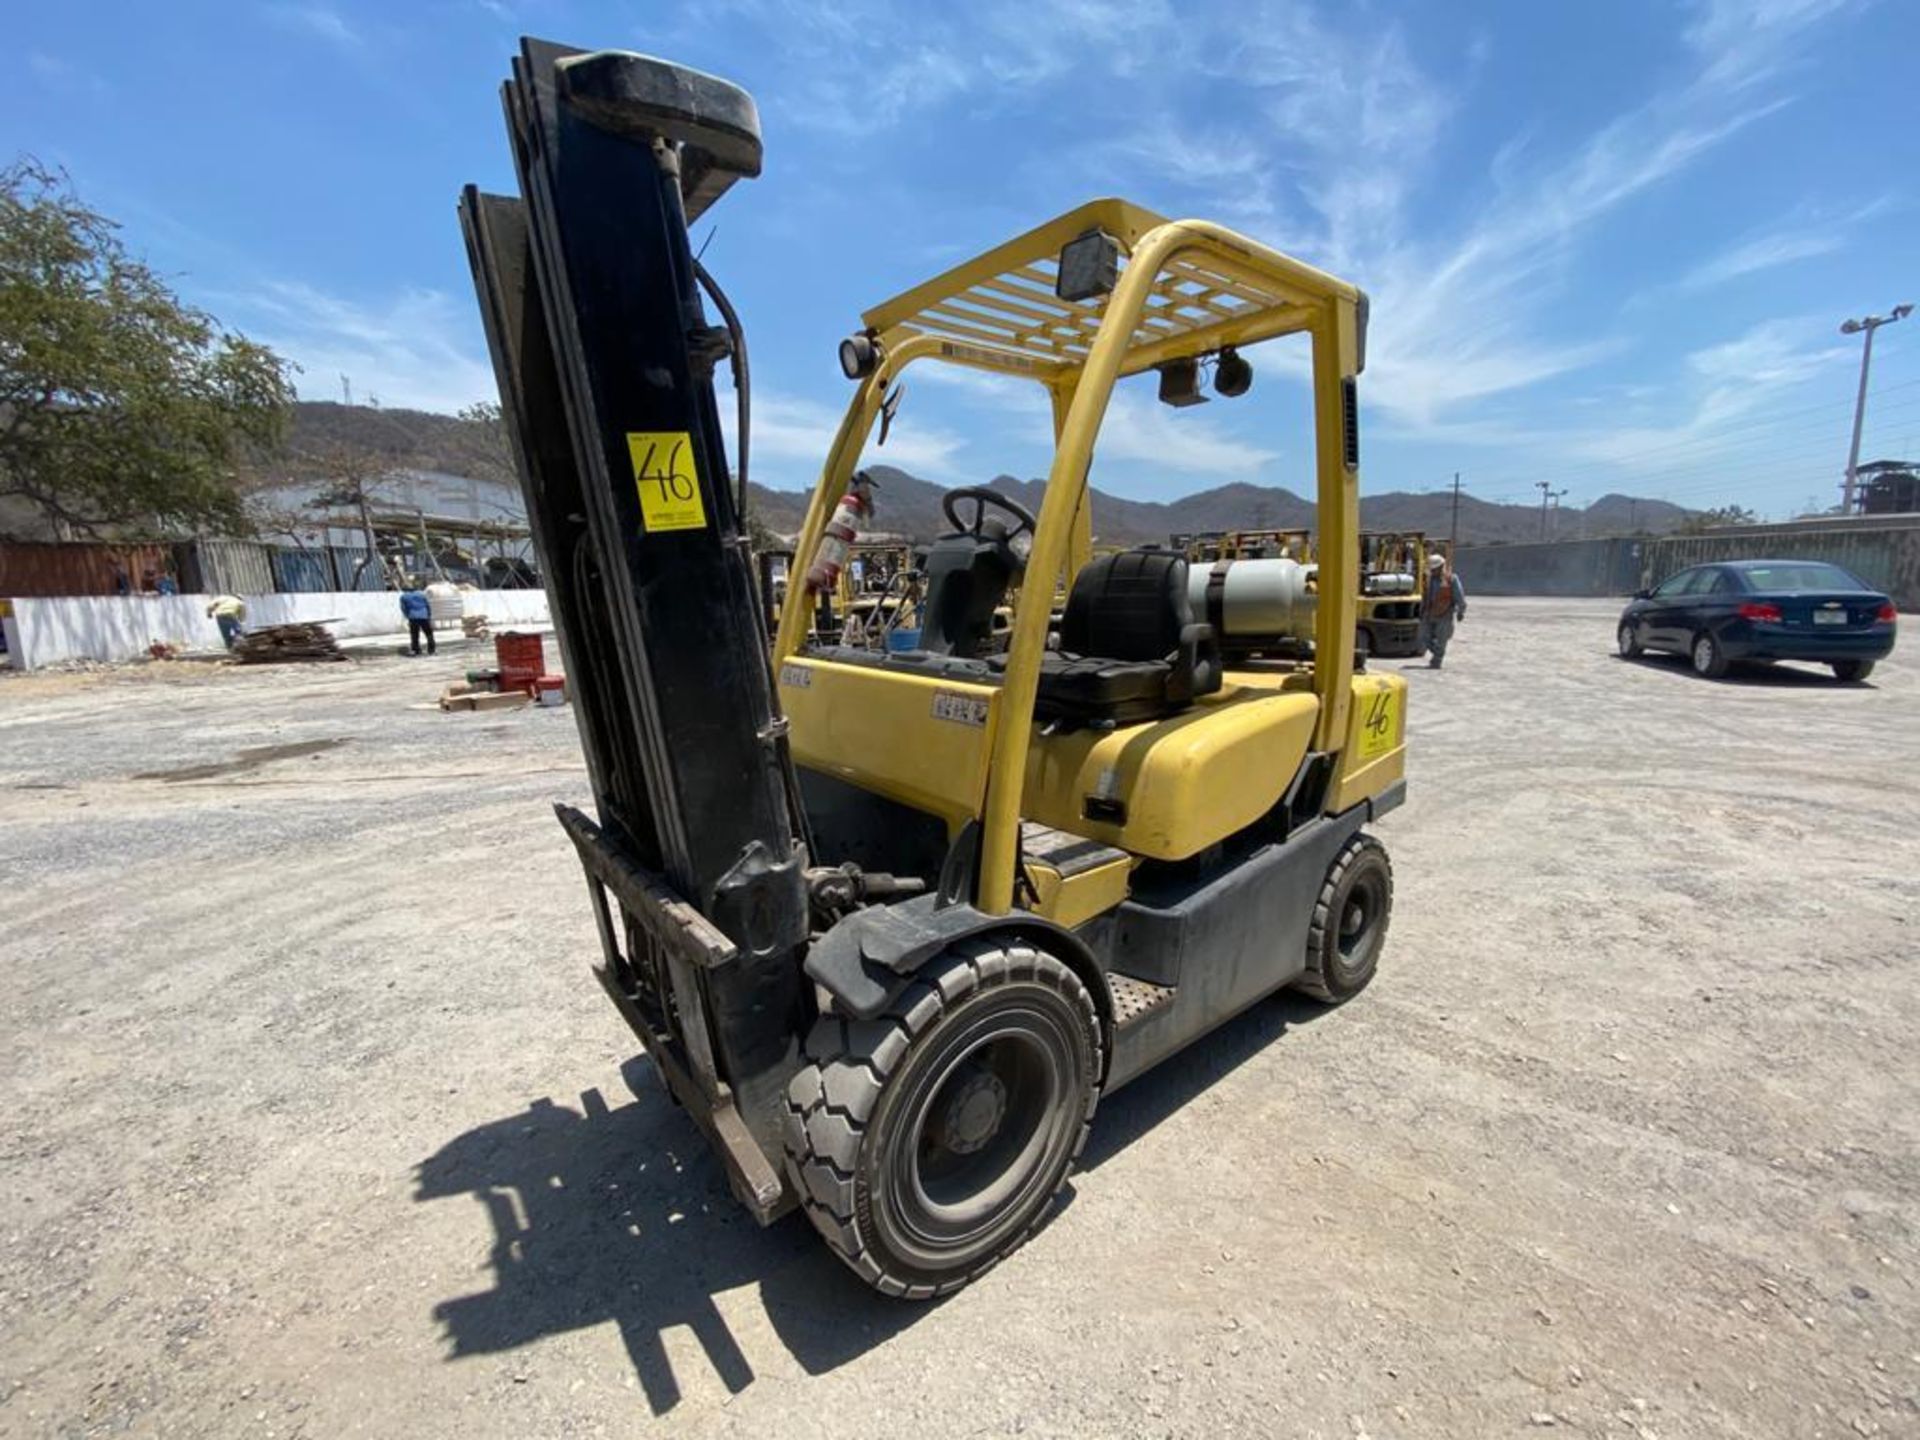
[941,485,1037,541]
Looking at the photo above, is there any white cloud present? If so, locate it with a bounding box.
[730,389,971,488]
[702,0,1181,134]
[232,282,497,414]
[29,51,110,96]
[1377,316,1855,495]
[1680,198,1891,289]
[1683,226,1843,289]
[1091,389,1278,476]
[265,4,361,50]
[1684,0,1861,89]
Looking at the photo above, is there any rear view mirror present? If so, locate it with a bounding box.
[1633,588,1651,600]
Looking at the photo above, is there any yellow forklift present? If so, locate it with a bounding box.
[1172,528,1313,563]
[1356,531,1428,659]
[463,39,1406,1299]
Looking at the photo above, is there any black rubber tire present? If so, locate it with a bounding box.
[1691,630,1730,679]
[1832,659,1875,683]
[783,940,1101,1299]
[1617,621,1642,658]
[1296,833,1393,1004]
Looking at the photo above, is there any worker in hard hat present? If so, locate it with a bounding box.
[1421,553,1466,669]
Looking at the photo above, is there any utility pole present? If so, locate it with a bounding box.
[1536,480,1552,540]
[1449,472,1462,550]
[1547,489,1568,539]
[1840,304,1913,513]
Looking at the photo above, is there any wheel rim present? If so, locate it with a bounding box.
[878,997,1081,1267]
[1333,866,1387,978]
[1693,636,1715,673]
[1619,624,1635,655]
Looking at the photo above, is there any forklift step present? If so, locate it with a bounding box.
[1021,822,1128,877]
[1107,972,1176,1030]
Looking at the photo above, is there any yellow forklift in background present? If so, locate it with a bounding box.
[1174,528,1314,564]
[465,39,1407,1300]
[1356,531,1427,659]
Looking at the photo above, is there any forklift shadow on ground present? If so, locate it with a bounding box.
[413,1056,915,1415]
[413,992,1334,1412]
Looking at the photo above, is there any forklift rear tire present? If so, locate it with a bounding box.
[783,940,1101,1298]
[1295,833,1393,1004]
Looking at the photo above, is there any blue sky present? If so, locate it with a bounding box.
[7,0,1916,519]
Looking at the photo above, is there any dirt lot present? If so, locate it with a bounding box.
[2,598,1916,1439]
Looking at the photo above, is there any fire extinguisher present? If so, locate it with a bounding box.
[805,470,875,594]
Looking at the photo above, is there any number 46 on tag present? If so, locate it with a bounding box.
[626,431,709,533]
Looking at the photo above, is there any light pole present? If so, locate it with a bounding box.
[1840,304,1913,513]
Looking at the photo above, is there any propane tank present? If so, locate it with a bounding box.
[1187,558,1318,644]
[805,471,874,594]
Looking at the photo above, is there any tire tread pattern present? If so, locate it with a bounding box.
[781,940,1100,1299]
[1295,832,1394,1003]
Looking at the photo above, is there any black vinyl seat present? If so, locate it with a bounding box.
[1029,550,1222,726]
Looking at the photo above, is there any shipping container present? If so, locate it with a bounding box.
[0,542,176,597]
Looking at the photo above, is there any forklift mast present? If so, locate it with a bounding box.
[460,40,808,1208]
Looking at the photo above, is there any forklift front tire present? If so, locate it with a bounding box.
[783,940,1101,1298]
[1295,833,1393,1004]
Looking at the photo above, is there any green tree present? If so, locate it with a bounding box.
[0,159,294,537]
[1678,504,1759,534]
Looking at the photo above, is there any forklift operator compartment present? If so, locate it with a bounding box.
[462,36,1407,1299]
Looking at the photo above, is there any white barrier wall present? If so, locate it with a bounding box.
[3,591,552,669]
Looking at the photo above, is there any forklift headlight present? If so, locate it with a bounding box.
[1056,228,1120,302]
[839,333,880,380]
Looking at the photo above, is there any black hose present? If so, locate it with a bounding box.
[692,256,750,523]
[691,255,817,864]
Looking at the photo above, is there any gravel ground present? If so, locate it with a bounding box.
[2,599,1916,1439]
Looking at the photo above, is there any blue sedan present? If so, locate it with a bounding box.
[1617,559,1898,681]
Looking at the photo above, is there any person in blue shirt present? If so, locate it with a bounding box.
[400,585,436,656]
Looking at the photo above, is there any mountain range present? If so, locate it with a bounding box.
[274,403,1693,548]
[745,466,1693,547]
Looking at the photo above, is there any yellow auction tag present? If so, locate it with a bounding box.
[626,431,708,533]
[1356,685,1401,760]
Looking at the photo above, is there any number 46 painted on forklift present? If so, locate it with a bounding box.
[626,431,709,533]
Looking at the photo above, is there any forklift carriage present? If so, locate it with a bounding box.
[461,39,1408,1298]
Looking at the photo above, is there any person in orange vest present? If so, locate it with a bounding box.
[1421,553,1466,669]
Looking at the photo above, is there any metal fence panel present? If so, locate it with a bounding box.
[1453,538,1646,597]
[270,547,333,592]
[179,539,274,595]
[1645,522,1920,609]
[327,546,386,591]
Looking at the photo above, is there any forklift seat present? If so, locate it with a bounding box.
[1030,550,1222,726]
